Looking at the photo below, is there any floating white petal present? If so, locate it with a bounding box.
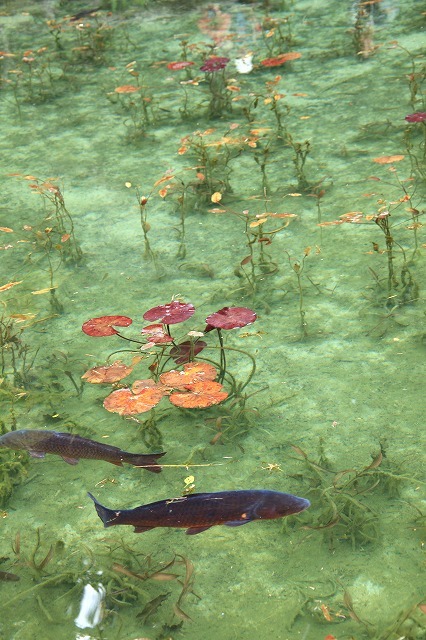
[235,54,253,74]
[75,583,106,629]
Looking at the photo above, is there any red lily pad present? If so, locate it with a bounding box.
[205,307,256,330]
[143,301,195,325]
[169,340,207,365]
[167,61,194,70]
[169,380,228,408]
[82,315,133,337]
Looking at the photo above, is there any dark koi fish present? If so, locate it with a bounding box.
[69,7,102,22]
[88,489,310,535]
[0,430,165,473]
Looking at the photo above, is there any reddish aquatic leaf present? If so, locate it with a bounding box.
[405,112,426,123]
[260,52,301,67]
[169,380,228,408]
[103,386,164,415]
[143,301,195,325]
[167,61,194,70]
[82,315,133,337]
[82,360,133,384]
[160,362,217,388]
[205,306,257,330]
[200,57,229,72]
[141,324,173,344]
[169,340,207,365]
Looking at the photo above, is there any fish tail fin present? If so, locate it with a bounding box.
[87,492,119,528]
[127,451,166,473]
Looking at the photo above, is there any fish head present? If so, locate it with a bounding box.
[256,491,310,519]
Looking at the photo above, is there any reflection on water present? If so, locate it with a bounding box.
[0,1,425,639]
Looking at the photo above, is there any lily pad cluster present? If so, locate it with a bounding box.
[81,300,256,417]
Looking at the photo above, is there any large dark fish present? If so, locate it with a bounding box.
[69,7,102,22]
[88,489,310,535]
[0,430,165,473]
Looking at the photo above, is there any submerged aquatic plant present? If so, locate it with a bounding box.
[291,441,413,551]
[404,111,426,182]
[0,315,37,389]
[0,443,29,507]
[199,56,232,118]
[9,175,83,313]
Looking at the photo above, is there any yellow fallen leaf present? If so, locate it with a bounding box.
[211,192,222,203]
[9,313,37,322]
[0,227,13,233]
[0,281,22,292]
[31,287,55,295]
[372,155,405,164]
[249,218,267,227]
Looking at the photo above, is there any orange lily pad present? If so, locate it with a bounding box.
[169,380,228,408]
[159,362,217,388]
[81,361,133,384]
[131,379,169,395]
[103,386,164,415]
[115,85,140,94]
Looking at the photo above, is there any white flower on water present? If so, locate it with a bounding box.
[74,583,106,629]
[235,54,253,74]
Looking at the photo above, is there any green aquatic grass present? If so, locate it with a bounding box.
[0,0,425,638]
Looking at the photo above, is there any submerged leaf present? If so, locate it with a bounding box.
[143,301,195,325]
[82,361,133,384]
[169,380,228,408]
[160,362,217,388]
[82,315,132,337]
[205,306,256,330]
[372,155,405,164]
[103,386,164,415]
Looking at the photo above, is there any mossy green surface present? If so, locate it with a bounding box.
[0,1,424,638]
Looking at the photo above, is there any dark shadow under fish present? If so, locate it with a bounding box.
[0,570,20,582]
[88,489,310,535]
[0,430,165,473]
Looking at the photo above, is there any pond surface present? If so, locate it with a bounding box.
[0,1,425,639]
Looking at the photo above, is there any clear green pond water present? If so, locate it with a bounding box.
[0,1,425,639]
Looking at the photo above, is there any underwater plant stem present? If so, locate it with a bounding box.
[216,328,226,383]
[1,572,75,609]
[219,345,257,393]
[295,269,308,338]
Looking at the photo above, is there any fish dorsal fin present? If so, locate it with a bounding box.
[61,456,79,465]
[186,525,212,535]
[133,526,154,533]
[29,450,46,459]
